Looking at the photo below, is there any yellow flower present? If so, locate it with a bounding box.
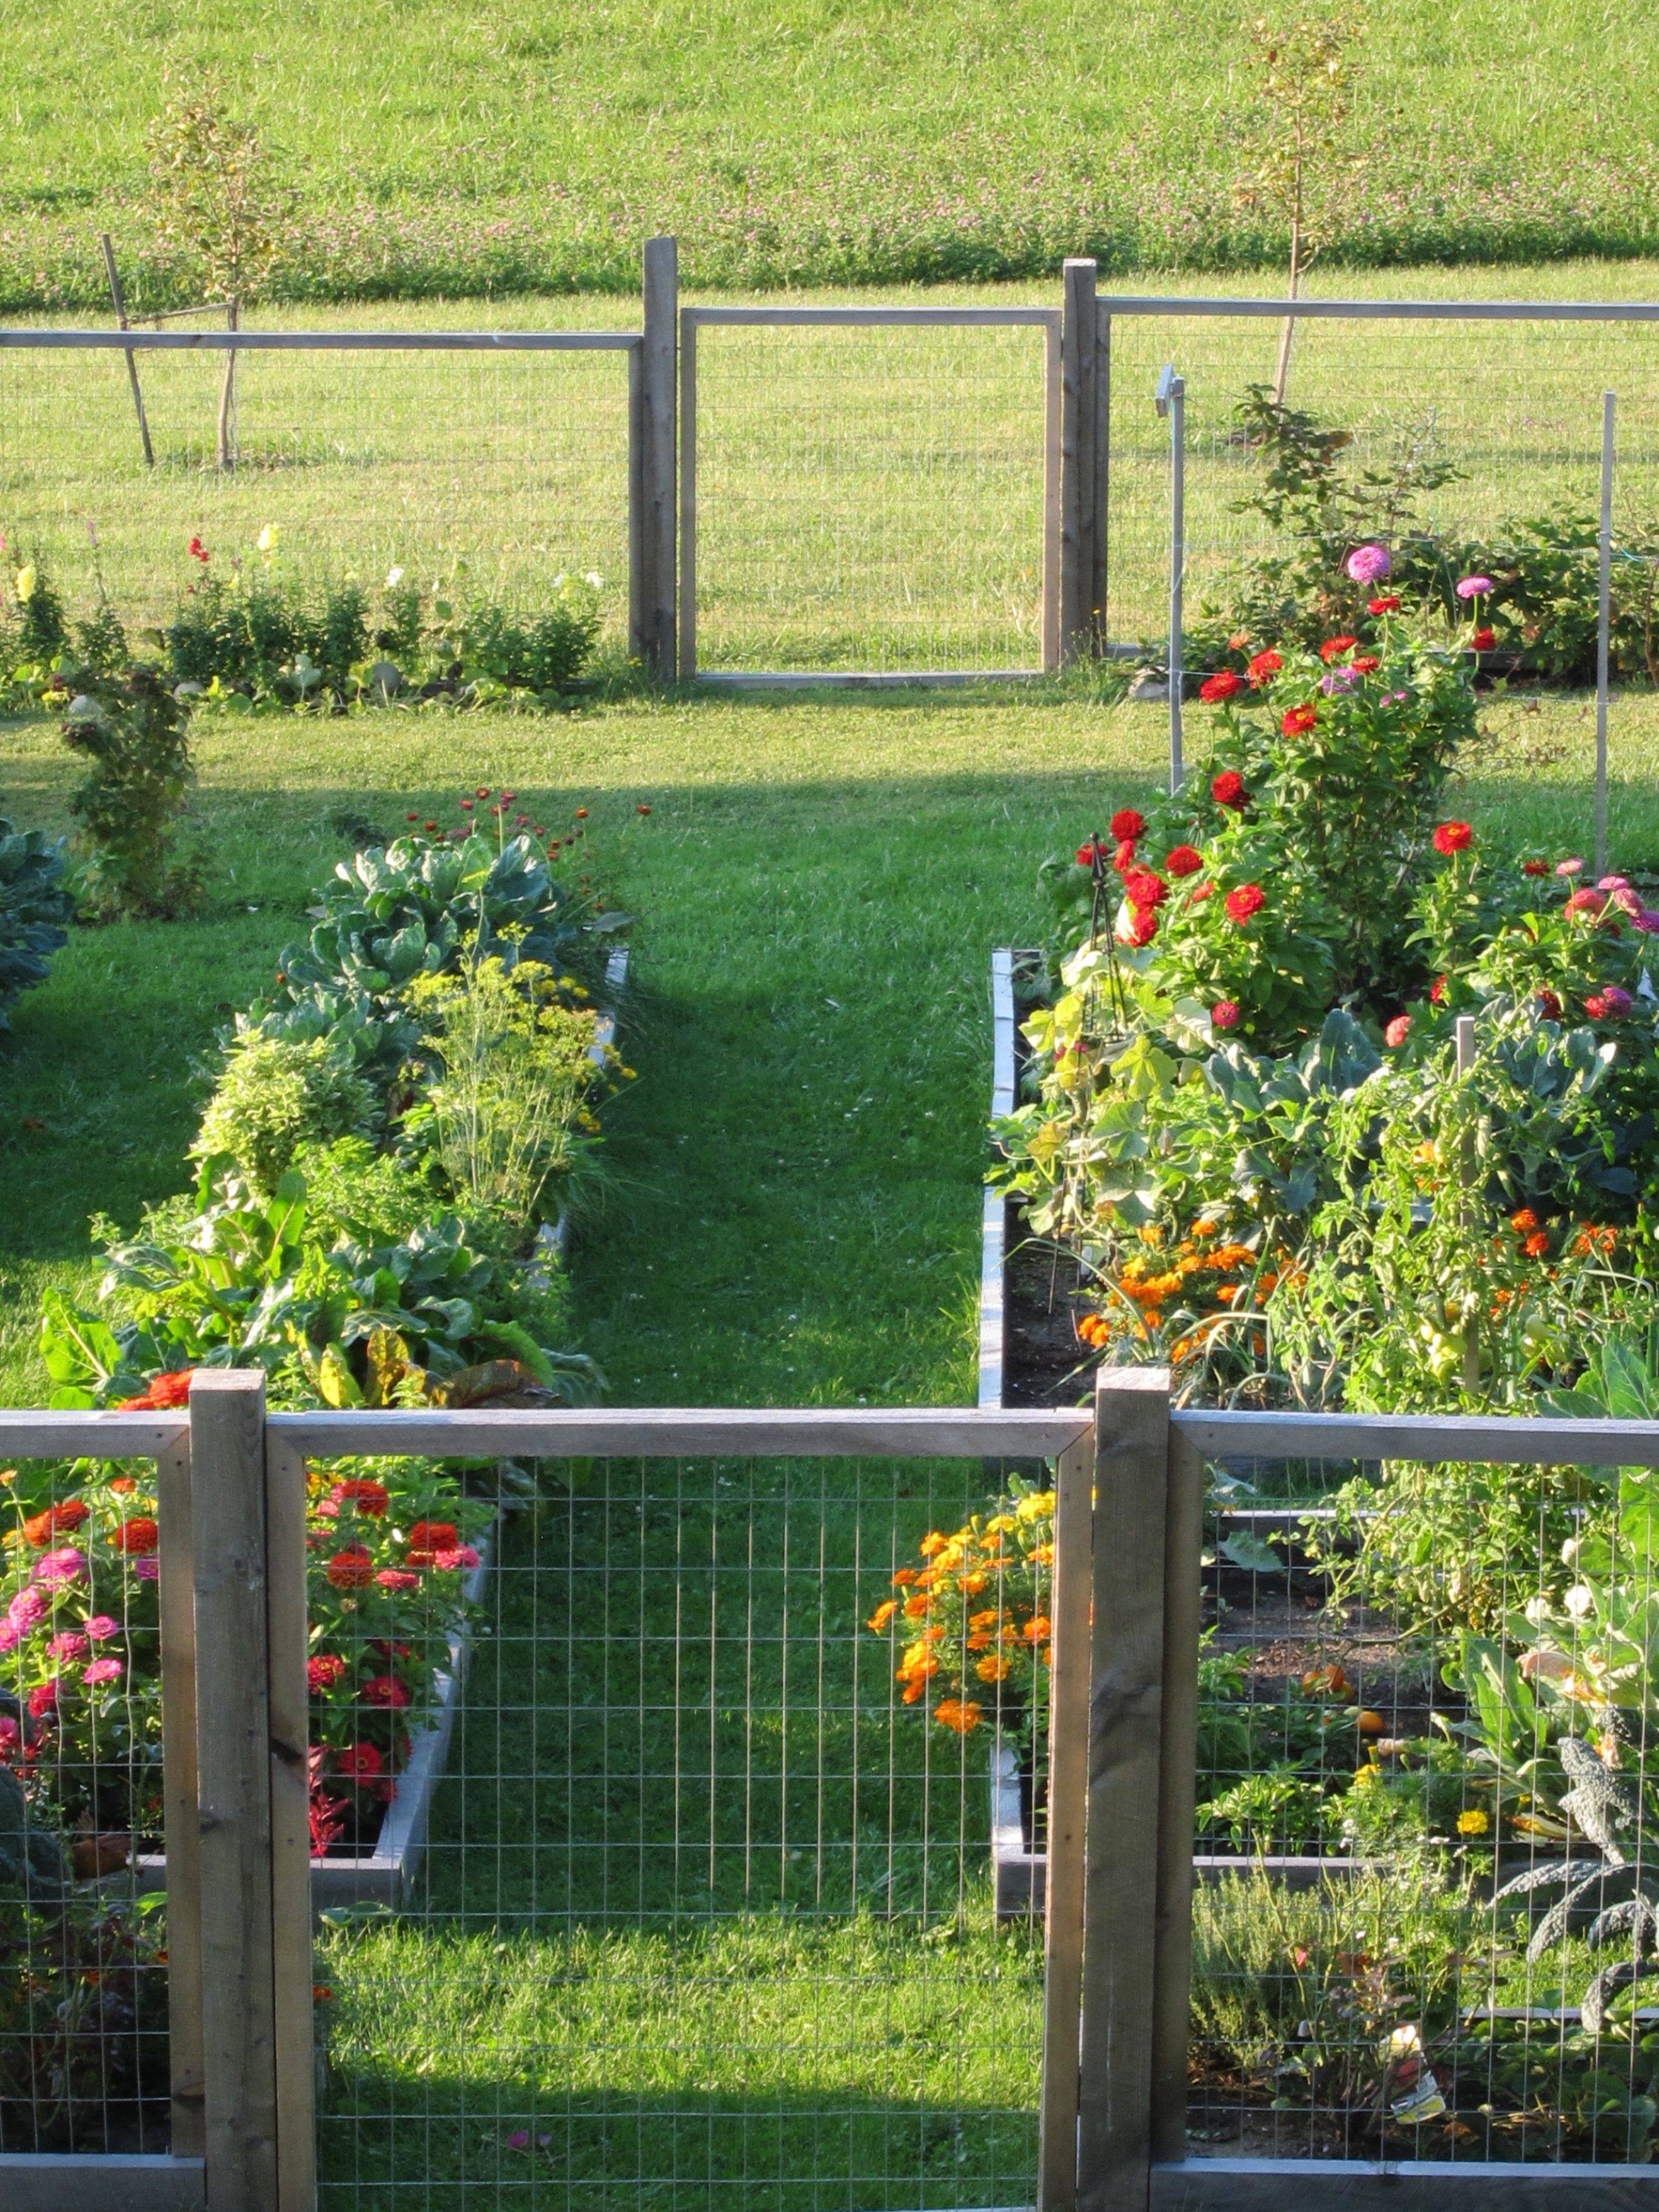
[1456,1808,1489,1837]
[1352,1764,1379,1789]
[256,523,279,554]
[13,565,35,602]
[1016,1490,1054,1523]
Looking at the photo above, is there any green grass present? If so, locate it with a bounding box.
[4,682,1657,2197]
[5,2,1659,307]
[8,264,1659,674]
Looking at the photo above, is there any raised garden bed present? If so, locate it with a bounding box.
[131,945,632,1914]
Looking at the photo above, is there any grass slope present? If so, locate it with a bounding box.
[4,1,1659,307]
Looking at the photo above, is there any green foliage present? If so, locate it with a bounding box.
[192,1031,378,1196]
[7,555,69,665]
[59,669,201,919]
[404,952,610,1227]
[39,1155,597,1410]
[0,818,71,1031]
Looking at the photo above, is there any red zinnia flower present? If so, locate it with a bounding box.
[1246,649,1282,685]
[1211,1000,1240,1030]
[407,1521,459,1553]
[326,1547,375,1590]
[1523,859,1549,877]
[1110,809,1145,840]
[1432,821,1473,855]
[361,1674,412,1709]
[117,1368,195,1411]
[110,1517,160,1556]
[1281,705,1318,737]
[1429,975,1447,1005]
[1472,627,1495,651]
[331,1478,389,1518]
[1367,595,1401,615]
[1384,1015,1410,1048]
[1113,837,1138,871]
[27,1680,59,1721]
[1121,905,1158,948]
[1165,845,1202,877]
[307,1654,348,1692]
[188,535,209,563]
[1350,655,1379,674]
[1537,989,1561,1019]
[1199,670,1243,703]
[1076,840,1108,868]
[336,1743,384,1781]
[1224,884,1265,926]
[1121,868,1168,910]
[1319,636,1357,663]
[1211,769,1248,809]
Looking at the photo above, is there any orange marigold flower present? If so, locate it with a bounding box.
[1208,1244,1258,1271]
[1213,1283,1242,1307]
[1523,1231,1549,1258]
[1191,1220,1219,1240]
[934,1698,983,1735]
[919,1532,948,1558]
[891,1569,918,1588]
[1023,1615,1053,1644]
[903,1590,931,1618]
[868,1601,897,1633]
[976,1654,1011,1684]
[1510,1207,1540,1233]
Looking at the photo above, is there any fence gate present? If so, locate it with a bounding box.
[258,1402,1090,2212]
[679,306,1062,685]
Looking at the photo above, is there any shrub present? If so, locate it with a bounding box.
[0,818,72,1030]
[192,1032,378,1196]
[59,669,201,919]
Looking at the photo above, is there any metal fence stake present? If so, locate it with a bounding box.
[1156,367,1185,791]
[1597,388,1614,880]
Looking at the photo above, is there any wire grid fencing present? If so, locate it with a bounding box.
[309,1444,1067,2211]
[1099,303,1659,652]
[1181,1433,1659,2171]
[0,1421,194,2163]
[682,311,1059,679]
[0,335,635,642]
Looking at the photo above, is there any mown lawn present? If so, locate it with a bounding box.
[5,0,1658,306]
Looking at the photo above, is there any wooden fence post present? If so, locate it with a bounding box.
[1076,1367,1171,2212]
[190,1370,279,2211]
[1038,1425,1096,2212]
[637,234,678,679]
[266,1429,317,2212]
[1060,259,1099,665]
[1094,309,1111,654]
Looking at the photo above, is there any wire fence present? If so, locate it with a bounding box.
[309,1447,1062,2211]
[682,311,1059,679]
[1100,302,1659,653]
[0,337,637,643]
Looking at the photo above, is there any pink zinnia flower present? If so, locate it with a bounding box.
[1346,544,1391,584]
[135,1557,160,1583]
[1556,857,1584,877]
[1456,575,1494,599]
[46,1631,89,1663]
[0,1715,19,1757]
[84,1615,119,1641]
[83,1657,124,1686]
[7,1587,48,1633]
[432,1546,481,1573]
[1384,1015,1411,1048]
[375,1569,421,1594]
[35,1547,87,1586]
[1211,1000,1241,1031]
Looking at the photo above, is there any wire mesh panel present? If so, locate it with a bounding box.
[1102,306,1659,652]
[0,1429,193,2167]
[686,313,1057,676]
[305,1449,1063,2210]
[0,339,634,640]
[1181,1439,1659,2168]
